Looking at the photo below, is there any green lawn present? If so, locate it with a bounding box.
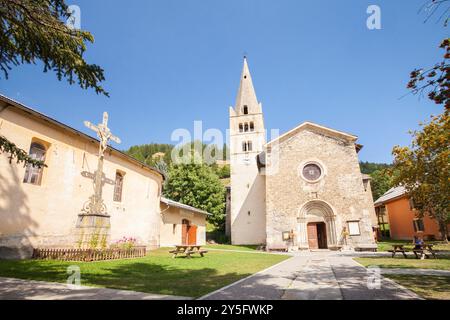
[355,255,450,271]
[376,240,450,252]
[0,248,289,298]
[204,244,261,251]
[383,275,450,300]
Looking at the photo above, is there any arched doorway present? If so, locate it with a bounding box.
[297,200,338,250]
[181,219,197,245]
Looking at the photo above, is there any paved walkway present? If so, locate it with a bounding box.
[0,277,191,300]
[201,251,421,300]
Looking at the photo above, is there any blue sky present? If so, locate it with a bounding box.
[1,0,447,163]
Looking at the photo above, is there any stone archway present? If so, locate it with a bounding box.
[297,200,338,250]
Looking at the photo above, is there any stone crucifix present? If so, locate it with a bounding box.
[82,112,121,215]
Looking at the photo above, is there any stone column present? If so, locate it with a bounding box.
[327,217,340,250]
[296,218,309,250]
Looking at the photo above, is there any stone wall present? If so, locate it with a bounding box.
[265,129,377,250]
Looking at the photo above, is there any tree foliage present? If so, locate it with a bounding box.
[125,143,174,166]
[359,161,391,175]
[0,0,107,95]
[420,0,450,26]
[407,38,450,110]
[369,169,394,201]
[1,0,108,167]
[359,162,393,201]
[163,163,226,230]
[392,3,450,240]
[125,142,229,167]
[391,112,449,241]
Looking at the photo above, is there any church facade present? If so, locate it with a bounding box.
[229,58,378,251]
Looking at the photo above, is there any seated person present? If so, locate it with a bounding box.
[413,236,424,249]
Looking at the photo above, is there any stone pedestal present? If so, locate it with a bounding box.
[76,214,111,249]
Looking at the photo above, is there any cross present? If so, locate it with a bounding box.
[82,112,121,215]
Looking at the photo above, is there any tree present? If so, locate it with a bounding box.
[391,113,449,241]
[407,38,450,110]
[369,169,394,201]
[1,0,107,167]
[420,0,450,26]
[391,0,450,241]
[163,163,226,230]
[359,161,390,175]
[0,0,107,95]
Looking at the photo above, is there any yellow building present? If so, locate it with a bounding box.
[0,94,207,259]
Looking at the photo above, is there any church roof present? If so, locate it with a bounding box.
[231,57,262,116]
[160,197,211,215]
[265,121,360,149]
[374,186,407,206]
[0,94,165,181]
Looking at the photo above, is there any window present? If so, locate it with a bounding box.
[113,171,124,202]
[413,219,425,232]
[244,123,249,132]
[23,142,46,185]
[239,123,243,132]
[347,221,361,236]
[302,163,322,182]
[243,105,248,114]
[242,141,252,152]
[363,179,369,191]
[250,122,254,131]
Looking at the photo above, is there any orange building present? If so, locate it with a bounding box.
[374,186,448,241]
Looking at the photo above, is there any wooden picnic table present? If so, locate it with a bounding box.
[169,245,208,258]
[389,244,408,258]
[412,244,436,259]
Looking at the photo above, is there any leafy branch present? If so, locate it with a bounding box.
[0,0,108,96]
[0,135,46,168]
[407,38,450,110]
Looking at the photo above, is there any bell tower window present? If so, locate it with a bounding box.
[242,141,253,152]
[250,122,254,131]
[239,123,243,132]
[243,105,248,114]
[244,123,249,132]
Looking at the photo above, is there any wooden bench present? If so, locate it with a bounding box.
[169,245,208,258]
[266,246,288,252]
[389,245,408,258]
[413,244,436,259]
[185,249,208,258]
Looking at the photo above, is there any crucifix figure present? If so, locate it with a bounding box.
[82,112,121,215]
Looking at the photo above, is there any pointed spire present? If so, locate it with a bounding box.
[235,56,260,115]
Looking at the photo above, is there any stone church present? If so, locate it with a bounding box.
[228,58,378,251]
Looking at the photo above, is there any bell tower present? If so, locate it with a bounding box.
[229,57,266,245]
